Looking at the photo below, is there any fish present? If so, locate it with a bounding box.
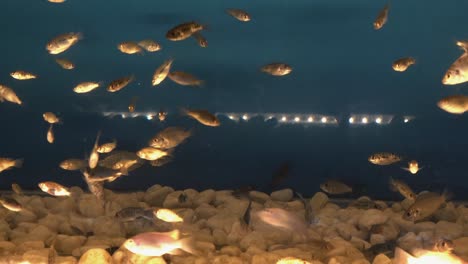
[168,71,204,86]
[350,196,377,210]
[46,32,82,54]
[320,179,352,195]
[116,207,153,222]
[392,57,416,72]
[138,40,161,52]
[154,208,184,223]
[434,238,455,252]
[97,140,117,154]
[0,158,23,173]
[256,207,308,235]
[10,70,37,80]
[442,41,468,85]
[73,82,101,93]
[182,109,220,127]
[128,97,139,113]
[401,160,423,174]
[296,192,315,225]
[192,32,208,48]
[0,197,23,212]
[166,22,205,41]
[99,151,143,172]
[117,42,143,54]
[368,152,402,165]
[82,166,126,183]
[373,3,389,30]
[226,8,251,22]
[83,173,105,203]
[241,199,252,228]
[152,59,174,86]
[107,75,134,92]
[148,127,192,149]
[89,131,102,169]
[437,95,468,114]
[48,0,65,3]
[150,155,173,167]
[59,159,86,171]
[43,112,61,124]
[11,183,22,195]
[47,124,55,144]
[0,85,22,105]
[38,181,71,196]
[403,191,450,221]
[389,177,416,201]
[55,58,74,70]
[276,257,311,264]
[137,147,172,161]
[158,110,167,122]
[261,63,292,76]
[123,230,196,256]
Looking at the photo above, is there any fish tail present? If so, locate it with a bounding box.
[14,159,24,168]
[178,237,199,256]
[75,32,84,40]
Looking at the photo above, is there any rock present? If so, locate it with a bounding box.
[163,191,192,208]
[453,237,468,256]
[249,191,270,204]
[397,232,422,253]
[206,213,239,234]
[434,220,463,240]
[0,241,16,252]
[93,216,125,237]
[195,203,218,220]
[239,231,266,251]
[144,186,174,207]
[220,245,241,256]
[434,202,459,222]
[310,192,328,212]
[270,189,293,202]
[372,253,392,264]
[194,189,216,207]
[22,249,49,263]
[78,196,104,218]
[17,240,44,253]
[38,213,68,233]
[78,248,112,264]
[27,196,48,218]
[358,209,389,230]
[369,234,386,245]
[55,235,87,255]
[350,236,372,250]
[195,241,215,254]
[50,197,76,215]
[335,222,362,241]
[212,228,228,246]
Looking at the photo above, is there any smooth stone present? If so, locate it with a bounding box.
[270,189,293,202]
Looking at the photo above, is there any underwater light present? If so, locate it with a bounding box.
[242,114,249,120]
[281,116,287,122]
[146,115,153,120]
[307,116,314,122]
[404,118,409,123]
[349,117,354,124]
[294,116,300,122]
[321,117,327,123]
[121,114,127,119]
[362,117,368,124]
[375,117,382,124]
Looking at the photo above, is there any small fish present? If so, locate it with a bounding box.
[148,127,192,149]
[0,158,23,173]
[97,140,117,153]
[241,199,252,228]
[192,32,208,48]
[38,181,71,196]
[392,57,416,72]
[84,178,105,203]
[373,3,389,30]
[158,110,167,122]
[11,183,22,195]
[166,22,205,41]
[99,151,143,172]
[118,42,144,54]
[46,32,82,54]
[256,208,308,235]
[55,58,74,70]
[401,160,423,174]
[128,96,139,113]
[43,112,61,124]
[182,109,220,127]
[276,257,311,264]
[437,95,468,114]
[320,180,352,195]
[261,63,292,76]
[389,177,416,201]
[88,131,102,169]
[47,124,55,144]
[403,191,450,221]
[178,192,188,203]
[296,192,314,225]
[152,59,174,86]
[60,159,86,171]
[150,155,173,167]
[0,85,22,105]
[168,71,204,86]
[116,207,153,222]
[0,197,23,212]
[442,41,468,85]
[10,71,37,80]
[123,230,195,257]
[107,75,134,92]
[154,208,183,223]
[83,166,126,183]
[226,8,251,22]
[73,82,101,93]
[138,40,161,52]
[368,152,402,165]
[137,147,171,161]
[48,0,65,3]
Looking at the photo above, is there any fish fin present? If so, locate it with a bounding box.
[178,237,199,256]
[75,32,84,41]
[401,167,410,172]
[14,159,24,168]
[196,80,205,87]
[456,40,468,52]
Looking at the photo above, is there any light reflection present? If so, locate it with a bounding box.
[362,117,368,124]
[242,114,249,121]
[294,117,300,122]
[321,117,327,123]
[376,117,382,124]
[349,117,354,124]
[146,115,153,120]
[307,116,313,122]
[281,116,287,122]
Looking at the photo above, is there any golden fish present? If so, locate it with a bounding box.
[437,95,468,114]
[89,131,102,169]
[0,158,23,173]
[123,230,195,257]
[38,181,71,196]
[320,180,352,195]
[261,63,292,76]
[392,57,416,72]
[192,32,208,48]
[152,59,174,86]
[403,191,449,221]
[183,109,220,127]
[107,75,134,92]
[73,82,101,93]
[158,110,167,121]
[168,71,204,86]
[368,152,402,165]
[118,42,143,54]
[10,70,37,80]
[46,32,82,54]
[47,124,54,144]
[389,177,416,201]
[0,85,22,105]
[97,140,117,154]
[154,208,183,223]
[226,9,251,22]
[148,127,192,149]
[128,96,139,113]
[0,197,23,212]
[442,41,468,85]
[43,112,61,124]
[60,159,86,171]
[55,58,74,70]
[401,160,423,174]
[136,147,171,161]
[276,257,311,264]
[166,22,205,41]
[138,40,161,52]
[373,3,389,30]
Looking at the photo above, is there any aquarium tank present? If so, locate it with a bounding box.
[0,0,468,263]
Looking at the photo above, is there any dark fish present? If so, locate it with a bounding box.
[232,185,254,199]
[116,207,153,222]
[166,21,205,41]
[296,192,315,225]
[242,199,252,226]
[148,127,192,150]
[83,166,127,183]
[178,192,188,203]
[270,162,291,189]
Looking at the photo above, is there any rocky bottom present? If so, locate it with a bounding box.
[0,185,467,264]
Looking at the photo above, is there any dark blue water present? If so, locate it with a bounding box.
[1,0,468,200]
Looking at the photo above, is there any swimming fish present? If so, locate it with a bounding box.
[0,85,22,105]
[148,127,192,149]
[152,59,174,86]
[83,166,126,183]
[47,124,54,144]
[0,158,23,173]
[0,197,23,212]
[168,71,204,86]
[182,109,220,127]
[320,180,352,195]
[43,112,61,124]
[97,140,117,153]
[166,22,205,41]
[226,9,251,22]
[46,32,82,54]
[128,96,139,113]
[38,181,71,196]
[117,42,143,54]
[116,207,153,222]
[392,57,416,72]
[256,207,308,235]
[60,159,86,171]
[107,75,134,92]
[88,130,102,169]
[401,160,423,174]
[192,32,208,48]
[442,41,468,85]
[368,152,402,165]
[154,208,184,223]
[123,230,196,257]
[99,151,143,172]
[73,82,101,93]
[437,95,468,114]
[10,70,37,80]
[138,40,161,52]
[261,63,292,76]
[389,177,416,201]
[137,147,171,161]
[296,192,315,225]
[373,3,389,30]
[55,58,74,70]
[403,191,449,221]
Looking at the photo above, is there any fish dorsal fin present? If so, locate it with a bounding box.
[168,229,180,240]
[456,41,468,52]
